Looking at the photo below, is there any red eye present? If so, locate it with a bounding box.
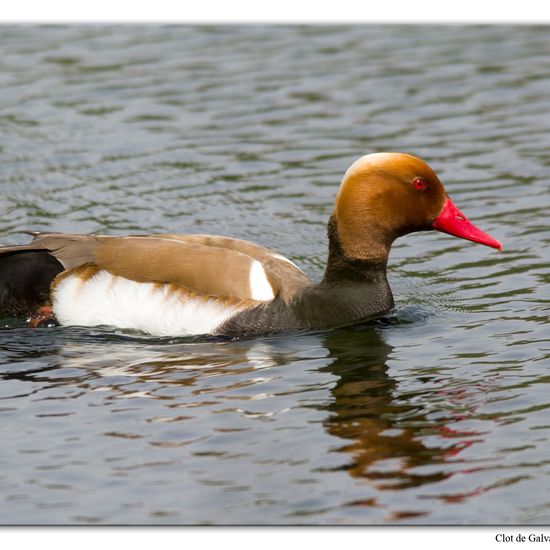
[413,178,427,190]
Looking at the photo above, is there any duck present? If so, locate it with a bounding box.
[0,152,502,337]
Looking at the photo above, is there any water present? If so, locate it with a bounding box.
[0,24,549,525]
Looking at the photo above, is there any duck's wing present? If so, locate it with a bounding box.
[1,232,312,303]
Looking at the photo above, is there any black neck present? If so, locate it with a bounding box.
[288,215,394,328]
[322,215,389,284]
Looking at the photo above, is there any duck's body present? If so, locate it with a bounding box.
[0,232,393,336]
[0,153,501,336]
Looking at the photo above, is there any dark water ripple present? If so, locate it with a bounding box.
[0,25,549,524]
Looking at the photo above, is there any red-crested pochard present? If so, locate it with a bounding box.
[0,153,501,336]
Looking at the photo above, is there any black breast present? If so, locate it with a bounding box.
[217,273,394,337]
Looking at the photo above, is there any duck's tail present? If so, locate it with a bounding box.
[0,237,64,316]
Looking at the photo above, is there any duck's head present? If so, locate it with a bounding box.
[332,152,502,263]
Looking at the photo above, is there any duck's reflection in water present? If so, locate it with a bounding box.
[2,324,480,513]
[321,326,450,493]
[319,324,492,523]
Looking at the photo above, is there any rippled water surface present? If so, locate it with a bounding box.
[0,25,549,524]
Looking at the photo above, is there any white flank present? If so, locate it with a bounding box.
[248,260,275,301]
[52,271,245,337]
